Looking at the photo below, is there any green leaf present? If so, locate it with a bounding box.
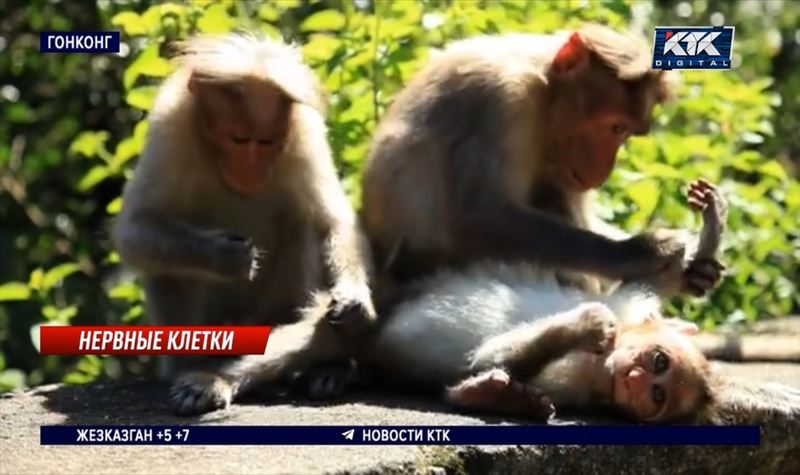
[42,263,81,290]
[77,355,102,374]
[759,161,788,181]
[126,86,159,111]
[626,179,660,223]
[28,269,44,292]
[106,197,123,215]
[301,10,346,32]
[636,161,682,179]
[111,11,147,36]
[259,23,282,39]
[109,282,144,302]
[69,131,111,159]
[123,43,172,90]
[0,282,31,301]
[63,355,103,384]
[5,103,36,123]
[197,3,236,34]
[303,35,342,62]
[112,119,149,169]
[42,305,58,320]
[0,369,26,392]
[56,306,79,323]
[111,138,140,169]
[78,165,111,191]
[106,251,121,265]
[122,305,144,323]
[258,4,280,22]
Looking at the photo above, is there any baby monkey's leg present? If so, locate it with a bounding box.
[445,368,555,420]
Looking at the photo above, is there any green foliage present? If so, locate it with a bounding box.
[0,0,797,392]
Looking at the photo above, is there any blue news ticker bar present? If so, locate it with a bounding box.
[40,425,760,446]
[39,32,121,53]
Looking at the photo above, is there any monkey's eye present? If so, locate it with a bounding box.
[231,135,250,145]
[652,384,666,407]
[653,350,670,374]
[611,123,627,135]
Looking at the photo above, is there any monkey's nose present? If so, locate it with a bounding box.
[625,367,649,394]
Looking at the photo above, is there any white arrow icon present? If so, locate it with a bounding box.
[342,429,355,441]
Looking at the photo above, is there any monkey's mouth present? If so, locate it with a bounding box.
[570,169,588,190]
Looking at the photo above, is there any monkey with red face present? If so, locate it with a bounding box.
[112,34,375,415]
[362,25,720,298]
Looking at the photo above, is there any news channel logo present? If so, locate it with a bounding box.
[652,26,735,70]
[39,31,120,53]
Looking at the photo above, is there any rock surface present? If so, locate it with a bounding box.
[1,362,799,475]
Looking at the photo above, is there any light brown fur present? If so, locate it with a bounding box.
[112,33,375,415]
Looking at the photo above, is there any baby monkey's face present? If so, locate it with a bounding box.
[604,318,710,422]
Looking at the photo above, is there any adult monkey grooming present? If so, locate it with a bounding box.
[113,34,375,415]
[363,25,721,296]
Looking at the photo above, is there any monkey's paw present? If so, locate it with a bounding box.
[620,230,687,287]
[209,231,259,281]
[292,360,358,400]
[687,179,728,225]
[445,368,555,420]
[575,302,617,354]
[682,258,725,297]
[169,372,234,416]
[325,284,377,337]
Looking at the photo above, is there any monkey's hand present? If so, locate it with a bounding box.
[618,229,687,296]
[573,303,618,354]
[681,258,725,297]
[682,179,727,297]
[325,282,378,337]
[169,372,235,416]
[206,231,260,281]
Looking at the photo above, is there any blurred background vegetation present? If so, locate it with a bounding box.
[0,0,798,392]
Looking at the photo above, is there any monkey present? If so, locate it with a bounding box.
[187,179,800,423]
[361,24,722,299]
[363,179,730,422]
[111,33,376,415]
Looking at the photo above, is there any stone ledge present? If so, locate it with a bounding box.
[1,362,798,475]
[692,316,800,361]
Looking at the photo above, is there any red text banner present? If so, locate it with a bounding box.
[39,326,271,356]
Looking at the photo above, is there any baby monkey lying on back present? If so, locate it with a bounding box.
[188,181,800,422]
[365,179,724,422]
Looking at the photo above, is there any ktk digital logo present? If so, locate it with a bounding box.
[652,26,735,70]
